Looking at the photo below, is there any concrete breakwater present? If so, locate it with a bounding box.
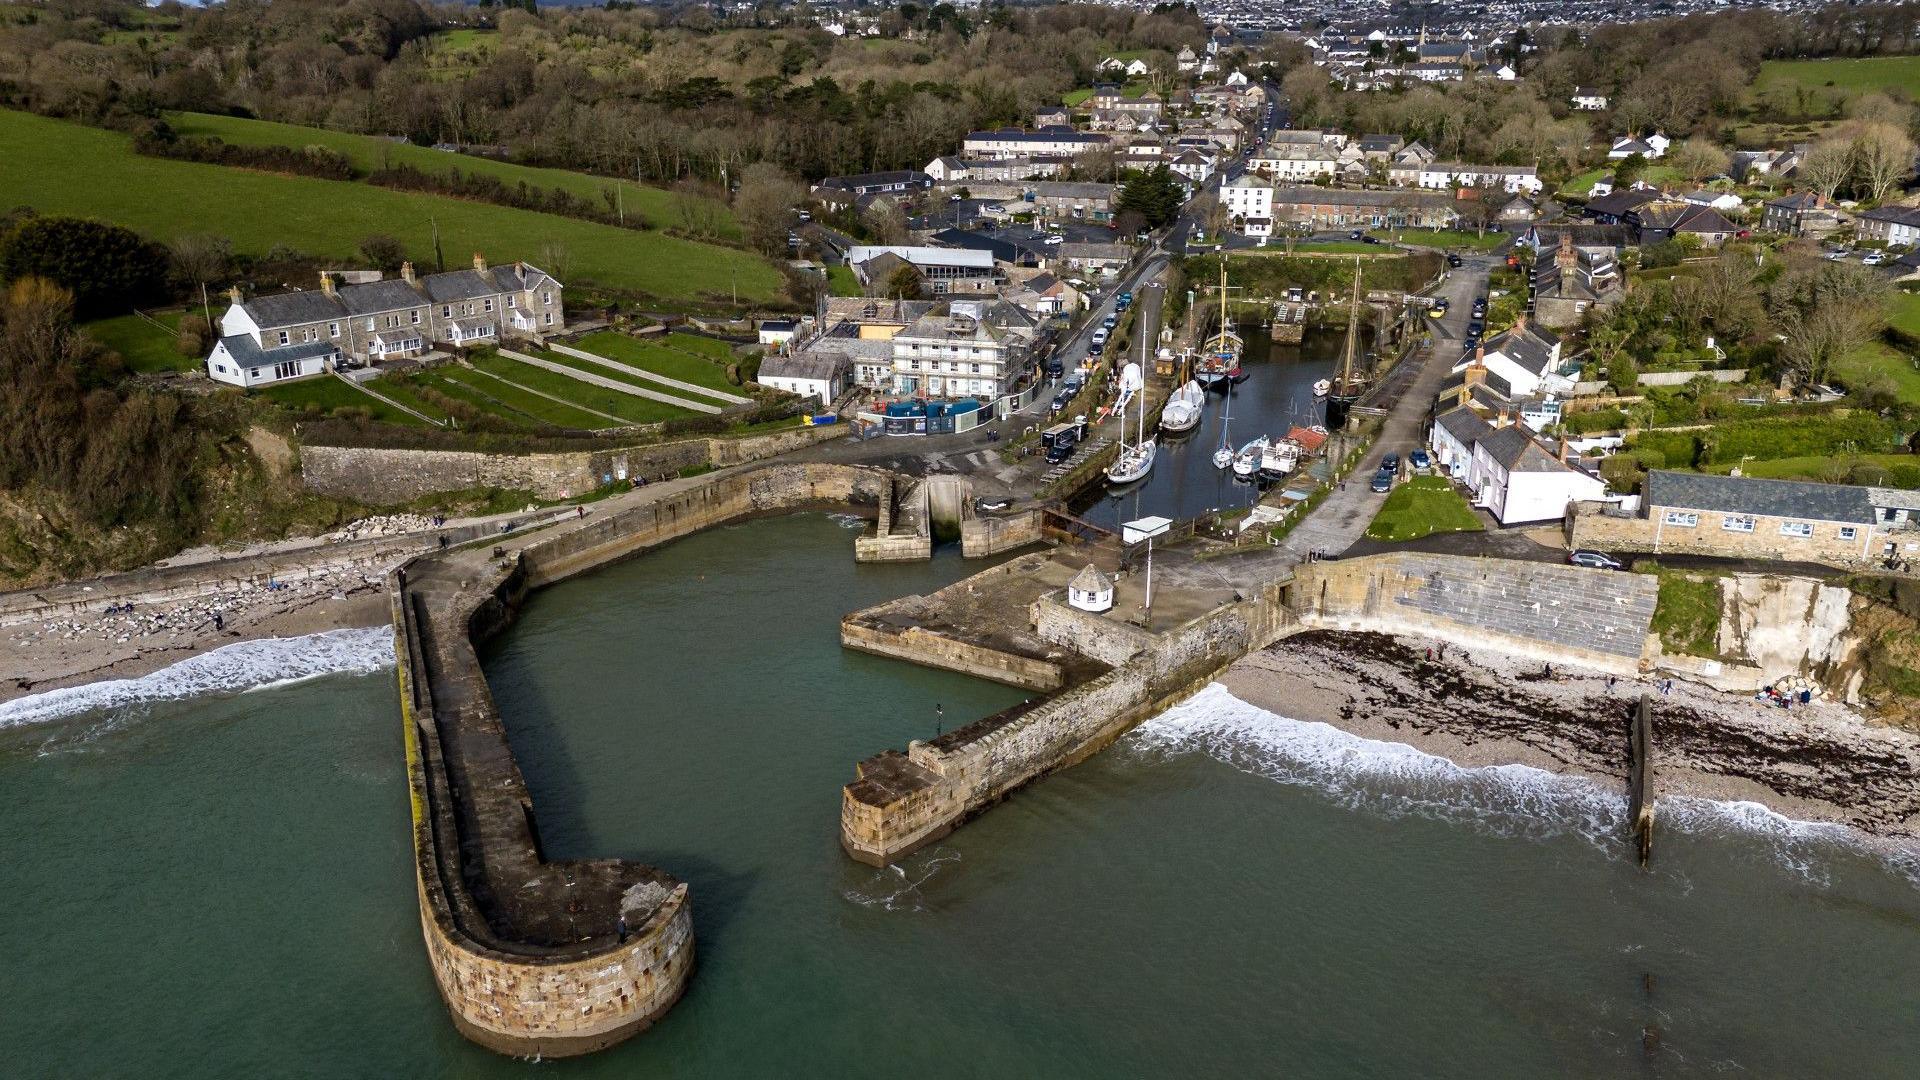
[392,462,907,1056]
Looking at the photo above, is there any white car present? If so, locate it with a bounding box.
[1863,251,1886,266]
[1044,234,1063,245]
[1824,249,1850,261]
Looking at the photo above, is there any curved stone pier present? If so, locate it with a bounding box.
[393,463,899,1056]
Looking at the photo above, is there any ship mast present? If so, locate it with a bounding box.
[1338,256,1363,396]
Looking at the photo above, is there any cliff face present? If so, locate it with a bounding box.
[1711,573,1920,726]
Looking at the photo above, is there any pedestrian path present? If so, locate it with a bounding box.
[499,348,722,414]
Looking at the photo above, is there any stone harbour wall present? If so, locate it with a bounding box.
[303,425,844,505]
[841,583,1293,866]
[1288,551,1659,672]
[840,619,1064,692]
[960,511,1045,558]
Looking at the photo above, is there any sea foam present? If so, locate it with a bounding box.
[1132,682,1919,887]
[0,627,395,730]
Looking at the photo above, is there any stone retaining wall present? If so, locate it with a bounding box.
[840,620,1063,691]
[961,511,1045,558]
[1288,551,1658,672]
[841,582,1293,866]
[302,425,844,505]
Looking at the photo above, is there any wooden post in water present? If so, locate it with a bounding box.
[1628,693,1654,867]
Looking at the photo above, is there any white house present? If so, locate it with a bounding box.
[1570,87,1609,111]
[1608,133,1670,160]
[1168,147,1216,185]
[1430,407,1605,526]
[889,300,1026,399]
[1067,564,1115,612]
[1251,143,1339,182]
[1221,174,1274,235]
[962,127,1108,161]
[1413,163,1543,195]
[1680,189,1746,214]
[1449,321,1572,400]
[757,351,846,407]
[758,319,800,347]
[1490,64,1518,81]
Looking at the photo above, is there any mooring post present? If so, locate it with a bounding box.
[1628,692,1654,867]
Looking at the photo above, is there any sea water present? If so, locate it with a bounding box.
[5,514,1919,1078]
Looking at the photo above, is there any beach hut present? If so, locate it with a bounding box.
[1067,564,1115,613]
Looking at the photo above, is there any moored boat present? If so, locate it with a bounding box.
[1105,362,1157,487]
[1231,436,1267,479]
[1160,380,1205,434]
[1312,378,1331,399]
[1258,439,1299,480]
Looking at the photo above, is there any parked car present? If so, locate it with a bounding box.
[1409,449,1431,471]
[1467,320,1485,336]
[1380,453,1400,473]
[1050,391,1073,415]
[1446,253,1463,268]
[1568,550,1625,571]
[1863,251,1886,266]
[1370,471,1394,494]
[1824,249,1850,261]
[1429,299,1449,316]
[1362,234,1382,245]
[1045,430,1078,463]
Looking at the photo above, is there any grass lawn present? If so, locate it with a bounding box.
[826,264,862,297]
[573,330,738,393]
[166,112,737,240]
[663,332,738,361]
[256,376,424,425]
[1266,241,1381,255]
[84,311,191,373]
[1891,291,1920,337]
[1364,476,1484,542]
[430,366,618,429]
[1697,451,1920,484]
[1062,89,1094,107]
[1562,165,1682,197]
[1749,56,1920,116]
[0,109,780,304]
[1643,568,1724,658]
[362,375,453,424]
[1834,339,1920,403]
[435,28,498,52]
[470,353,691,424]
[1373,228,1507,251]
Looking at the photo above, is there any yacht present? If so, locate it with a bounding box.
[1258,439,1300,480]
[1160,379,1205,434]
[1105,362,1157,487]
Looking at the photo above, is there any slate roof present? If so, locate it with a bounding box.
[1767,191,1825,211]
[1645,470,1875,524]
[1435,405,1494,446]
[1485,325,1557,376]
[243,290,344,328]
[1478,425,1567,473]
[215,334,337,368]
[1068,564,1113,593]
[1862,205,1920,227]
[759,352,849,382]
[1584,188,1662,219]
[338,278,429,316]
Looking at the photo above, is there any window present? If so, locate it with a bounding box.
[278,331,290,346]
[411,310,421,325]
[1840,527,1858,541]
[1663,511,1698,528]
[367,318,376,332]
[543,312,553,326]
[273,360,302,380]
[249,368,262,379]
[329,322,339,338]
[1721,515,1754,533]
[442,305,451,318]
[483,298,493,312]
[1780,521,1813,538]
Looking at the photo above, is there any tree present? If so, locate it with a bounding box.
[1613,152,1648,187]
[878,264,925,300]
[167,234,232,295]
[1607,355,1639,395]
[1778,304,1877,388]
[734,162,805,256]
[0,216,168,319]
[358,233,406,273]
[862,197,908,245]
[1670,138,1731,184]
[1116,165,1184,228]
[1797,140,1852,203]
[1849,122,1917,204]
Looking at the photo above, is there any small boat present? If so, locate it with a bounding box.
[1105,362,1157,487]
[1228,365,1249,385]
[1312,378,1332,399]
[1212,384,1236,469]
[1258,439,1299,480]
[1231,436,1267,478]
[1160,379,1205,434]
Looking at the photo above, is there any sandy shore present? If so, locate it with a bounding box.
[1219,630,1920,840]
[2,572,392,706]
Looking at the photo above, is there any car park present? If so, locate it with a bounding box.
[1567,550,1625,571]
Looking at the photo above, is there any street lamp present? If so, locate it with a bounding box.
[1122,515,1172,622]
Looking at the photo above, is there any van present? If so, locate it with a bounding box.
[1046,429,1079,463]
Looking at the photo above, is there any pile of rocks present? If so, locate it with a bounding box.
[7,566,386,649]
[324,514,440,543]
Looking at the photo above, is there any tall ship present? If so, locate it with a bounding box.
[1326,256,1368,425]
[1196,261,1244,389]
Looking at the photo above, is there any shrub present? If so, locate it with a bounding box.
[1891,464,1920,490]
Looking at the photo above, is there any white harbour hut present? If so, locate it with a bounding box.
[1067,564,1115,613]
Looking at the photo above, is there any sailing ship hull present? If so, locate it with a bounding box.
[1105,441,1157,486]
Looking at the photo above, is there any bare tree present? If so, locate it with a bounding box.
[1850,122,1917,204]
[167,233,233,294]
[537,241,572,284]
[733,162,806,256]
[1797,140,1853,203]
[1669,137,1731,184]
[1778,303,1878,387]
[861,198,908,245]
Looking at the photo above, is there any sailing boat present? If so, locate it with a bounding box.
[1104,361,1156,486]
[1160,374,1205,435]
[1196,260,1243,389]
[1211,379,1236,469]
[1327,256,1366,416]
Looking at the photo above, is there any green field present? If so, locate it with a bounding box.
[470,353,692,425]
[1563,165,1682,197]
[84,311,190,373]
[0,109,780,304]
[573,331,738,393]
[1364,476,1484,542]
[256,376,424,425]
[1273,241,1381,255]
[166,112,737,239]
[1835,339,1920,403]
[435,28,498,52]
[664,332,738,361]
[432,366,618,429]
[1892,292,1920,337]
[360,375,454,424]
[1698,451,1920,483]
[1750,55,1920,115]
[826,264,861,296]
[1372,228,1508,251]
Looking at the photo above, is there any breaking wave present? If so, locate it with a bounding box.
[0,627,395,730]
[1132,683,1920,888]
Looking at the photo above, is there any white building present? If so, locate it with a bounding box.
[1067,564,1115,612]
[1571,87,1609,111]
[1250,143,1339,181]
[1430,408,1606,526]
[1449,322,1572,400]
[847,246,999,294]
[1404,163,1543,194]
[1221,174,1275,232]
[889,300,1027,399]
[757,352,846,407]
[1608,133,1670,160]
[963,127,1108,161]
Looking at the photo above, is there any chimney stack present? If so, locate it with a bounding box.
[401,261,417,286]
[1558,437,1570,462]
[319,272,335,297]
[227,285,242,304]
[473,252,488,273]
[1515,311,1526,333]
[1555,232,1577,271]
